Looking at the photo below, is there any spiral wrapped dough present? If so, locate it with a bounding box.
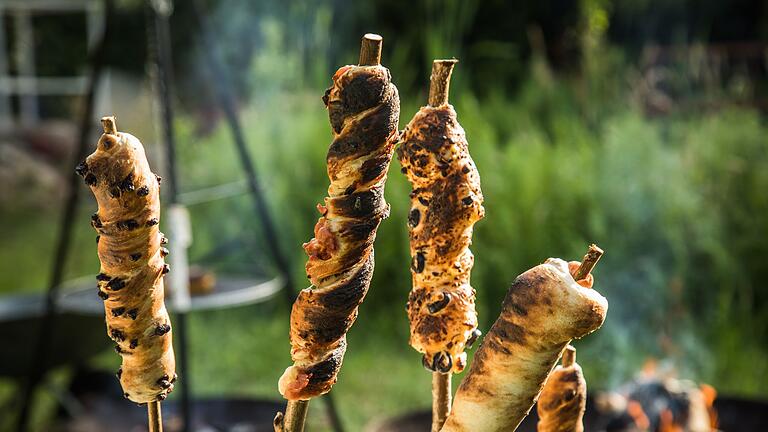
[278,62,400,401]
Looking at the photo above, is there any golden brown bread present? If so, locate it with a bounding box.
[441,258,607,432]
[278,62,400,401]
[537,346,587,432]
[77,117,175,403]
[397,104,484,373]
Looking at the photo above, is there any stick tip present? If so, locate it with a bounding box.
[359,33,383,66]
[101,116,117,134]
[428,58,459,107]
[573,243,604,281]
[562,345,576,367]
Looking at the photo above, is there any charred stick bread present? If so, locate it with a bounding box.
[76,117,175,404]
[441,258,607,432]
[397,97,484,373]
[537,346,587,432]
[278,50,400,401]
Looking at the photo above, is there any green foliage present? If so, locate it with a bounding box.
[169,64,768,398]
[2,14,767,427]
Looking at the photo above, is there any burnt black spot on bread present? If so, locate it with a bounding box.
[130,253,142,261]
[116,219,139,230]
[75,161,88,177]
[427,292,451,314]
[411,252,425,273]
[154,324,171,336]
[129,339,138,349]
[107,277,125,291]
[146,218,159,227]
[328,187,385,219]
[91,213,102,228]
[118,173,135,192]
[157,375,171,388]
[408,208,421,227]
[110,328,125,342]
[84,173,97,186]
[127,309,138,320]
[339,71,387,113]
[111,307,125,317]
[96,273,111,281]
[359,153,391,184]
[327,101,397,164]
[98,290,109,300]
[136,185,150,197]
[301,343,346,395]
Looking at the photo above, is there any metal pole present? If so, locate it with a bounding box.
[146,1,191,430]
[15,1,113,430]
[187,0,298,307]
[13,8,38,126]
[0,6,13,128]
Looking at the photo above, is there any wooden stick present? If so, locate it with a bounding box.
[573,243,603,282]
[359,33,382,66]
[148,401,163,432]
[276,33,385,432]
[275,400,309,432]
[432,372,452,431]
[428,59,458,107]
[101,115,117,134]
[427,58,460,432]
[562,345,576,367]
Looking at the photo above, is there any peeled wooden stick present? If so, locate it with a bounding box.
[359,33,383,66]
[573,244,603,282]
[433,371,452,431]
[428,59,458,107]
[275,33,392,432]
[148,401,162,432]
[274,400,309,432]
[430,59,458,432]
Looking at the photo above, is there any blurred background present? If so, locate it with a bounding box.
[0,0,767,431]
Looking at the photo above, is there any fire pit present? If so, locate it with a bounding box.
[366,389,768,432]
